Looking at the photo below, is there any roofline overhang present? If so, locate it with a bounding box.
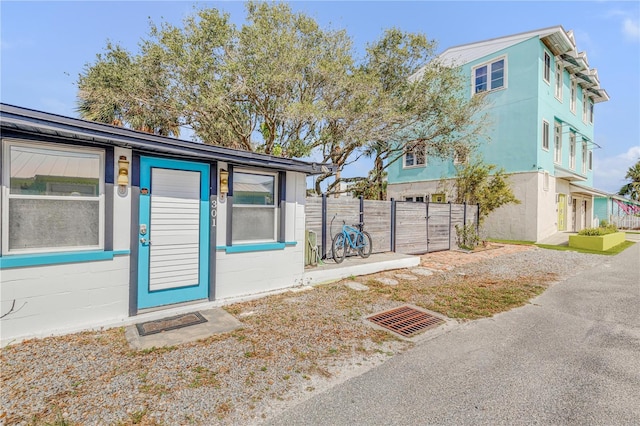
[555,165,587,182]
[0,104,336,175]
[540,27,574,56]
[569,183,611,197]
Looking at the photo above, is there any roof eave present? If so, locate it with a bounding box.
[0,103,336,175]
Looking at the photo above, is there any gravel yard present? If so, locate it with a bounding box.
[1,245,608,425]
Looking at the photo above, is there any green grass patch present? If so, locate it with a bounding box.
[487,238,536,245]
[536,240,635,255]
[425,277,548,320]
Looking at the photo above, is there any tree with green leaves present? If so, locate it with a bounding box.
[452,155,520,223]
[77,2,352,156]
[77,42,181,137]
[312,28,486,198]
[77,3,486,197]
[618,160,640,201]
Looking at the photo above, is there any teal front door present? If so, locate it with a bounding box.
[137,157,210,309]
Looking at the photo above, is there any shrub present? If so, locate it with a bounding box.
[578,224,618,236]
[455,223,480,250]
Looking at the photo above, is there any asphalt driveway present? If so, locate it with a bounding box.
[268,242,640,425]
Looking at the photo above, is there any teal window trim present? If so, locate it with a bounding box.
[216,241,297,253]
[0,250,130,269]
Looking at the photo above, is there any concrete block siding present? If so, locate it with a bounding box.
[1,255,130,344]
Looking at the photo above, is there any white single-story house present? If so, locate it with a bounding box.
[0,104,334,345]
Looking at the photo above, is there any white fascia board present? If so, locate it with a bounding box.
[437,25,565,67]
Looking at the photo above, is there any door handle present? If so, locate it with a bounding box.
[140,238,152,245]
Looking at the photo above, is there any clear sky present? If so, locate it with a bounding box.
[1,1,639,193]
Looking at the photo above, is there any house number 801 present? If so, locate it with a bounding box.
[210,199,217,228]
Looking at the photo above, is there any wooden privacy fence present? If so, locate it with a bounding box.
[305,195,480,258]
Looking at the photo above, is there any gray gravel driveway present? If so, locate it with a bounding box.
[268,242,640,425]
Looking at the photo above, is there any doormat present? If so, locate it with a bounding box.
[136,312,208,336]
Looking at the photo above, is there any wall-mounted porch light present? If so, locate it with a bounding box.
[117,155,129,196]
[220,169,229,201]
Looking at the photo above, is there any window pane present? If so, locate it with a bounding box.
[415,149,426,165]
[542,121,549,149]
[234,172,274,205]
[405,152,415,167]
[490,60,504,89]
[474,66,487,93]
[544,53,551,81]
[10,145,100,196]
[232,207,275,242]
[9,199,100,250]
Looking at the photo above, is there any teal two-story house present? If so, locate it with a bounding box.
[387,26,609,242]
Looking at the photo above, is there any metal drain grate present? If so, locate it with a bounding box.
[136,312,208,336]
[367,306,444,337]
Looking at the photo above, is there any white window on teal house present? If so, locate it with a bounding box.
[554,62,563,101]
[588,150,593,171]
[453,146,468,165]
[543,52,551,83]
[232,170,277,243]
[554,122,562,164]
[403,143,427,168]
[569,132,576,170]
[570,80,577,113]
[2,140,104,254]
[542,120,550,151]
[582,92,588,122]
[582,141,588,174]
[588,99,594,124]
[473,58,505,94]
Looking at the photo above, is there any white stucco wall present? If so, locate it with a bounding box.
[537,173,558,240]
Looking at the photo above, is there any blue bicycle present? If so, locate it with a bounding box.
[331,220,373,264]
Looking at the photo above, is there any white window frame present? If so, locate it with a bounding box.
[582,141,588,174]
[453,147,468,165]
[403,144,427,168]
[582,92,588,123]
[588,150,593,171]
[554,122,562,164]
[2,139,105,255]
[543,52,551,84]
[231,169,278,244]
[569,132,576,170]
[589,100,594,124]
[543,171,550,191]
[472,56,507,94]
[542,120,550,151]
[570,79,577,113]
[554,61,563,101]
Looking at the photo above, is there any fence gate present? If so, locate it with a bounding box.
[394,201,428,254]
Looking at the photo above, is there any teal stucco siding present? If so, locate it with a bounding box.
[388,34,597,187]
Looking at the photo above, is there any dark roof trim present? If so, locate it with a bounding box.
[0,103,335,175]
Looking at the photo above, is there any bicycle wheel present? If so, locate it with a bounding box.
[356,231,372,258]
[332,233,347,264]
